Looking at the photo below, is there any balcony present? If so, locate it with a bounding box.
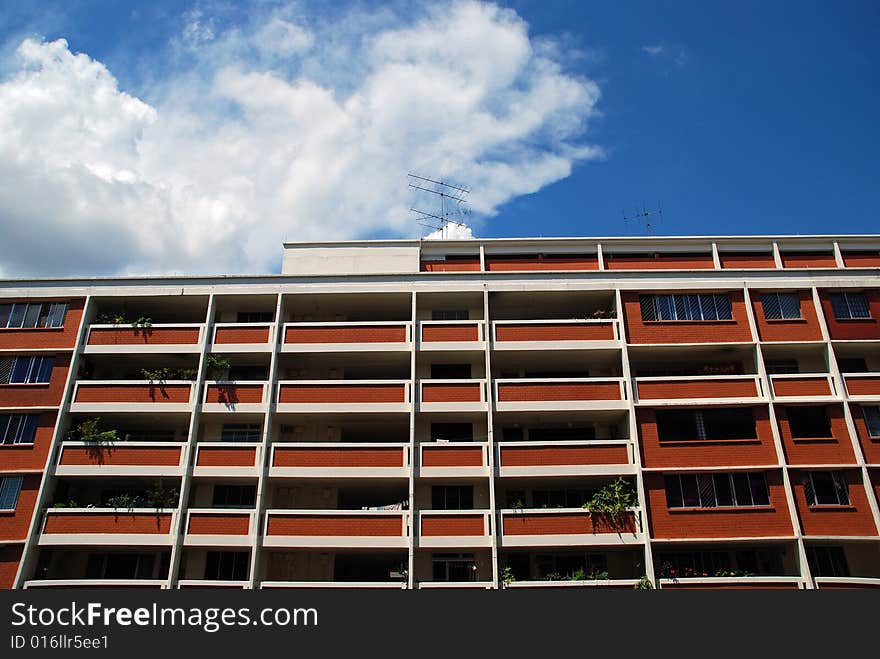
[211,323,274,351]
[814,577,880,589]
[505,579,640,589]
[261,581,406,589]
[38,509,176,546]
[55,441,185,477]
[202,381,268,412]
[276,380,411,413]
[84,324,204,353]
[492,319,618,350]
[634,375,763,404]
[418,510,493,548]
[193,443,261,477]
[419,443,489,478]
[263,510,409,548]
[659,577,805,590]
[281,322,412,352]
[499,509,644,547]
[770,374,836,399]
[183,509,256,547]
[70,381,195,412]
[418,321,484,350]
[494,378,627,412]
[496,440,634,477]
[177,580,249,589]
[23,579,166,589]
[417,582,494,589]
[269,443,410,478]
[419,379,488,412]
[843,374,880,399]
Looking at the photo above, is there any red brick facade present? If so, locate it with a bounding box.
[751,290,823,342]
[622,291,753,344]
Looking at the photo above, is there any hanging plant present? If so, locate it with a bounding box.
[582,477,638,529]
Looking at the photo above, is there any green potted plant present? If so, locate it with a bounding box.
[582,477,638,531]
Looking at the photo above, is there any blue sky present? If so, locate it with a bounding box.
[0,1,877,277]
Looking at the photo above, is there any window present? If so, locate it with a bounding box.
[431,553,476,582]
[220,423,261,442]
[862,406,880,437]
[765,359,799,375]
[786,406,832,439]
[532,488,592,508]
[761,292,801,320]
[639,294,733,322]
[431,485,473,510]
[0,356,54,384]
[0,414,39,444]
[204,551,249,581]
[806,546,850,577]
[212,485,256,508]
[236,311,273,323]
[829,292,871,319]
[430,363,471,379]
[664,473,770,509]
[0,475,23,509]
[430,423,473,442]
[0,303,67,329]
[802,471,849,506]
[86,553,156,579]
[655,408,757,441]
[432,309,469,321]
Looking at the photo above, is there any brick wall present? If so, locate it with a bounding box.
[719,253,777,269]
[844,376,880,397]
[187,513,250,535]
[214,326,270,344]
[284,325,407,344]
[605,254,715,270]
[499,444,629,467]
[0,298,85,350]
[41,511,173,535]
[420,514,486,536]
[273,447,404,468]
[638,407,778,468]
[59,444,183,467]
[495,322,614,342]
[502,511,636,535]
[776,405,856,465]
[850,404,880,464]
[278,384,406,404]
[636,378,757,400]
[422,324,479,342]
[622,291,753,344]
[780,252,837,269]
[205,384,264,404]
[265,515,402,537]
[485,256,599,271]
[819,289,880,340]
[73,382,192,404]
[422,382,482,403]
[771,377,832,397]
[0,474,41,541]
[751,290,823,342]
[0,545,23,589]
[422,446,484,467]
[196,446,257,467]
[497,381,621,402]
[790,469,878,536]
[645,471,793,538]
[87,327,200,345]
[420,259,480,272]
[842,252,880,268]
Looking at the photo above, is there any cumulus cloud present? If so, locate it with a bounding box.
[425,223,475,240]
[0,1,603,277]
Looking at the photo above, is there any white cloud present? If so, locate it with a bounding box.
[0,1,603,277]
[641,43,664,56]
[425,223,475,240]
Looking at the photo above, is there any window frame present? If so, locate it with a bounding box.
[640,293,734,322]
[0,475,24,510]
[0,414,39,445]
[829,292,871,320]
[0,302,67,329]
[761,292,802,320]
[862,406,880,438]
[802,471,850,507]
[0,356,54,384]
[664,472,770,509]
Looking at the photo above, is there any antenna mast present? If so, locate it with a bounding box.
[408,173,472,238]
[623,203,663,236]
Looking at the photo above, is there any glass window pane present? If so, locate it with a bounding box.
[699,294,718,321]
[680,475,699,507]
[10,357,32,383]
[863,406,880,437]
[697,474,716,507]
[749,473,770,506]
[22,304,41,328]
[639,296,656,321]
[657,295,675,321]
[7,304,26,328]
[810,471,836,505]
[714,473,734,506]
[0,358,12,384]
[846,293,870,319]
[0,415,10,444]
[829,293,850,319]
[664,476,683,508]
[673,295,689,320]
[761,293,781,320]
[35,357,54,383]
[45,303,68,328]
[731,473,752,506]
[779,293,801,319]
[0,305,11,328]
[0,476,23,509]
[714,294,733,320]
[832,473,850,506]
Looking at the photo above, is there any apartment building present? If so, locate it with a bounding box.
[1,235,879,590]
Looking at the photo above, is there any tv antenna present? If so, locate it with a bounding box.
[408,173,472,238]
[623,203,663,236]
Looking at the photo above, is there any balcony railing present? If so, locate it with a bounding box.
[658,576,805,589]
[492,319,618,348]
[183,509,256,546]
[814,577,880,589]
[23,579,167,589]
[419,379,488,412]
[417,581,494,589]
[769,373,836,399]
[39,509,177,545]
[211,323,274,350]
[177,580,249,589]
[276,380,411,413]
[269,443,410,478]
[260,581,407,589]
[505,579,640,589]
[494,378,627,411]
[55,441,186,477]
[419,442,489,478]
[193,442,261,477]
[202,381,269,412]
[418,510,493,548]
[843,374,880,399]
[634,375,763,403]
[418,320,484,348]
[71,381,195,411]
[262,510,410,548]
[499,508,643,547]
[496,440,635,477]
[281,322,412,351]
[85,323,204,352]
